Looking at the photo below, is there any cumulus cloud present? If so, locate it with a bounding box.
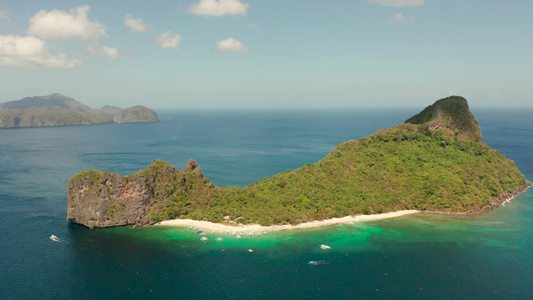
[389,12,413,24]
[0,35,81,69]
[124,14,147,33]
[27,5,107,41]
[368,0,424,7]
[214,37,249,52]
[0,9,9,22]
[189,0,249,16]
[85,44,118,59]
[155,31,181,50]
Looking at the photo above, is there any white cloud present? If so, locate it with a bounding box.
[0,9,10,22]
[368,0,424,7]
[85,44,118,59]
[155,31,181,50]
[0,35,81,69]
[27,5,107,41]
[214,37,249,52]
[124,14,147,33]
[189,0,249,16]
[389,12,413,24]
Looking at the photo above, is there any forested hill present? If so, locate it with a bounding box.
[0,93,158,128]
[67,96,531,228]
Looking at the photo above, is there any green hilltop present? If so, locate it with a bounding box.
[67,96,530,228]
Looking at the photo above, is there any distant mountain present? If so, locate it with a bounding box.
[0,94,158,128]
[1,93,94,112]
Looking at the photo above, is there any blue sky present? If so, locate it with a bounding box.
[0,0,532,109]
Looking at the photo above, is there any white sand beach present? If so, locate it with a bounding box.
[156,210,420,233]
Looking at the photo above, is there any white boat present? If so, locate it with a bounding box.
[201,237,208,241]
[320,244,331,250]
[216,238,223,242]
[50,235,60,242]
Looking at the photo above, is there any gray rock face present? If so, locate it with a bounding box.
[67,170,153,228]
[67,159,210,228]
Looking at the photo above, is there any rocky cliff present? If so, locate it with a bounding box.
[67,159,212,228]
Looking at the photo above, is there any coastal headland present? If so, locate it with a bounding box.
[67,96,531,229]
[0,93,158,128]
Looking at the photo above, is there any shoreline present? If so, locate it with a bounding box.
[153,183,532,233]
[156,210,420,233]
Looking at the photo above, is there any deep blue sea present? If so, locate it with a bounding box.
[1,107,532,299]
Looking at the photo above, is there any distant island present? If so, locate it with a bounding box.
[0,93,158,128]
[67,96,531,229]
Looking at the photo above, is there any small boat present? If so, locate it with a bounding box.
[201,237,208,241]
[50,235,60,242]
[197,230,204,234]
[216,238,223,242]
[236,235,241,239]
[320,244,332,250]
[308,260,328,265]
[248,249,254,253]
[188,226,193,229]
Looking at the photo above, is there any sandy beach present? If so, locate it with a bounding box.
[156,210,420,233]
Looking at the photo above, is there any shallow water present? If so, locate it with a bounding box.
[1,107,532,299]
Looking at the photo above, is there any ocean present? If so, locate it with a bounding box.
[0,107,532,299]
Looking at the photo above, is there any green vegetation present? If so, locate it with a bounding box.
[139,96,529,225]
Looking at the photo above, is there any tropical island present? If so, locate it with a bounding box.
[0,93,158,128]
[67,96,531,229]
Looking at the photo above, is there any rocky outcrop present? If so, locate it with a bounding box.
[405,96,481,142]
[67,159,213,228]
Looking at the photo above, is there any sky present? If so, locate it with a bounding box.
[0,0,532,109]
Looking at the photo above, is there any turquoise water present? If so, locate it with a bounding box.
[0,108,532,299]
